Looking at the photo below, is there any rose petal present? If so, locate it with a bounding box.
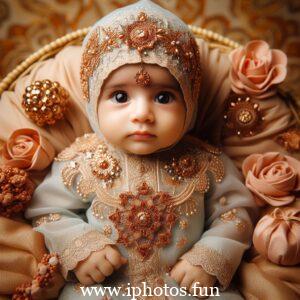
[1,128,55,171]
[229,40,287,98]
[246,172,288,197]
[243,61,267,77]
[2,158,32,169]
[29,133,55,171]
[271,49,287,66]
[242,154,262,177]
[244,40,270,58]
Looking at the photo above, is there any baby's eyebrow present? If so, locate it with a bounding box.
[105,82,180,91]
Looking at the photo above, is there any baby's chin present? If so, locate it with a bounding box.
[122,143,160,155]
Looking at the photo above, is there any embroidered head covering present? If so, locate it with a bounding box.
[81,0,201,138]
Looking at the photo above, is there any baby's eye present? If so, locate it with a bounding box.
[111,91,128,103]
[154,92,174,104]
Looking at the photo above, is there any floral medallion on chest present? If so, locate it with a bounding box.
[109,182,177,260]
[161,136,225,193]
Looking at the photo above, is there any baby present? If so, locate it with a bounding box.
[26,1,256,299]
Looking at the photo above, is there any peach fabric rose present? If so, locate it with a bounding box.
[242,152,300,207]
[1,128,55,171]
[253,207,300,265]
[229,40,287,99]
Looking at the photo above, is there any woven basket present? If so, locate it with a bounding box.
[0,26,240,94]
[0,25,298,123]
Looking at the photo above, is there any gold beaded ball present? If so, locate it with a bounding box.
[22,79,69,126]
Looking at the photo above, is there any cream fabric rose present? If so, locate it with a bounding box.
[242,152,300,206]
[229,40,287,99]
[1,128,55,170]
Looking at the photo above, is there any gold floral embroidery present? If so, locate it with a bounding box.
[126,248,166,294]
[162,138,225,193]
[103,225,112,237]
[176,237,188,248]
[179,219,189,230]
[89,144,121,187]
[181,244,233,288]
[59,134,122,200]
[163,155,200,181]
[33,213,61,227]
[60,230,114,277]
[81,11,200,102]
[235,218,247,232]
[220,208,237,222]
[220,208,248,232]
[55,133,99,162]
[175,196,200,217]
[126,154,157,192]
[109,183,177,260]
[122,12,164,52]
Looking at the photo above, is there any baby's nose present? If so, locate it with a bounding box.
[131,99,154,123]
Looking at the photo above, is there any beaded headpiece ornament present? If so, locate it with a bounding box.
[80,0,201,137]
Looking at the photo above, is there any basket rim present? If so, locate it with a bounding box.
[0,25,240,95]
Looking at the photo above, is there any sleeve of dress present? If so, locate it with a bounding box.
[180,154,258,289]
[25,158,115,279]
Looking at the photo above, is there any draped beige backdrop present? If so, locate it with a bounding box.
[0,0,299,95]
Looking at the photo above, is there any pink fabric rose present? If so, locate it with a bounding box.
[229,40,287,99]
[1,128,55,171]
[253,207,300,265]
[242,152,300,207]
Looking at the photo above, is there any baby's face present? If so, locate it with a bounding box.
[97,64,186,155]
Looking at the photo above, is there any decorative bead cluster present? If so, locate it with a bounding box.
[12,253,59,300]
[223,96,264,137]
[109,182,177,259]
[0,166,35,218]
[89,144,121,187]
[22,79,69,126]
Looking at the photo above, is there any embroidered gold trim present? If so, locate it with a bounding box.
[33,213,61,227]
[220,208,248,232]
[55,133,99,162]
[126,248,166,294]
[181,244,233,288]
[60,230,114,277]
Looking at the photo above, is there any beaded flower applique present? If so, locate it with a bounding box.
[109,182,177,259]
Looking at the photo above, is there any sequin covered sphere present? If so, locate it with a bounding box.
[22,80,69,126]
